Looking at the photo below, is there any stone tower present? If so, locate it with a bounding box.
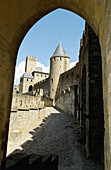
[49,42,70,100]
[25,56,37,73]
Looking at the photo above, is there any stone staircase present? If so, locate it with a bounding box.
[6,153,58,170]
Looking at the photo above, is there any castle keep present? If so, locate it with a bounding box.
[15,41,70,105]
[19,56,49,94]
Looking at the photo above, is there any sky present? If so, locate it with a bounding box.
[15,8,85,85]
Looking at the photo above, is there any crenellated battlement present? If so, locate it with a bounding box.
[27,56,37,60]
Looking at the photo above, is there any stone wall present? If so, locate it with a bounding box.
[56,87,75,115]
[56,63,80,94]
[49,56,70,99]
[11,93,44,109]
[79,23,104,161]
[33,71,49,84]
[42,96,53,107]
[19,77,34,94]
[25,56,37,73]
[34,78,50,96]
[55,59,80,116]
[86,23,104,161]
[7,108,51,155]
[104,1,111,169]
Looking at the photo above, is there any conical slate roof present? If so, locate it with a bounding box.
[21,72,34,79]
[52,42,65,57]
[64,49,69,57]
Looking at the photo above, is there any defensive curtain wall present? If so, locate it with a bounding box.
[9,92,53,157]
[33,78,50,97]
[0,0,111,169]
[11,93,43,109]
[7,107,53,156]
[55,23,104,162]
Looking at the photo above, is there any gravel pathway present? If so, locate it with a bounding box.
[9,107,104,170]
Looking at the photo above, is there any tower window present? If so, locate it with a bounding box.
[31,79,32,82]
[51,78,53,83]
[27,79,28,81]
[54,57,55,61]
[60,57,62,61]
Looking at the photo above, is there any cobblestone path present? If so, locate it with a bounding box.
[11,107,104,170]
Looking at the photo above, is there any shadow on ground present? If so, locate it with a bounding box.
[6,107,104,170]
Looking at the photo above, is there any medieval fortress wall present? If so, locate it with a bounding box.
[55,63,80,114]
[11,93,43,109]
[7,107,53,155]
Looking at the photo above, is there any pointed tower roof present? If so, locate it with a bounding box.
[52,41,65,57]
[64,49,69,57]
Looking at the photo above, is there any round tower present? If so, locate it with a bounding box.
[49,42,70,100]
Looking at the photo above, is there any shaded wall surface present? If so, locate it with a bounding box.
[56,23,104,162]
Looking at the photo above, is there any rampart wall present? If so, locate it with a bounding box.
[55,87,74,115]
[11,93,44,109]
[33,71,49,84]
[34,78,49,96]
[7,107,51,155]
[42,96,53,107]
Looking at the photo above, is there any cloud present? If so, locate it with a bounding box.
[69,61,78,69]
[36,62,50,73]
[14,61,25,85]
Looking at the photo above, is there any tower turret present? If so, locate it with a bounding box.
[64,49,70,71]
[49,42,70,100]
[25,56,37,73]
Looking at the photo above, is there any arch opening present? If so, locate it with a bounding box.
[28,85,33,92]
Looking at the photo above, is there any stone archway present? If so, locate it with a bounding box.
[28,85,33,92]
[0,1,110,169]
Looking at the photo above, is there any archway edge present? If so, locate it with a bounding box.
[0,0,105,53]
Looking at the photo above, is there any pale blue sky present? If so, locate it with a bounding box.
[17,8,85,67]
